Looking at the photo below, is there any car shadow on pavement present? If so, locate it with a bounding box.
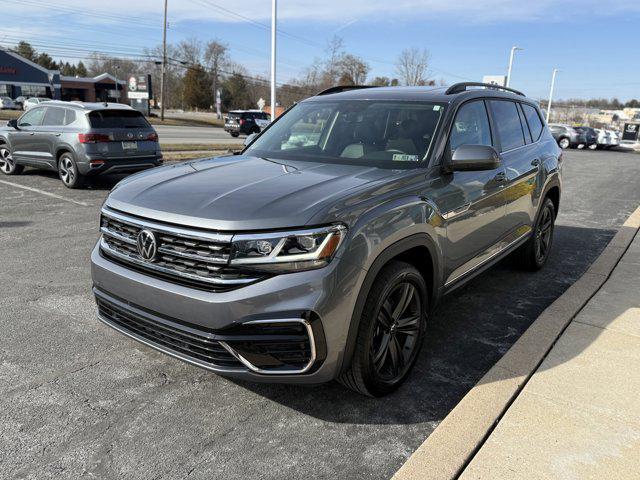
[227,224,617,425]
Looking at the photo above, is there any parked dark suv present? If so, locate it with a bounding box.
[92,83,561,396]
[224,110,270,137]
[0,101,162,188]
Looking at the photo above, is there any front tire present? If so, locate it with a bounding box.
[0,145,24,175]
[514,197,556,271]
[230,132,239,138]
[588,143,598,150]
[339,261,427,397]
[558,138,570,149]
[58,153,85,189]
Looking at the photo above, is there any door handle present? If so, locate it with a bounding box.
[55,133,62,137]
[29,132,35,135]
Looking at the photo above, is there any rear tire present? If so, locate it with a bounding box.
[558,138,570,149]
[514,197,556,271]
[338,261,428,397]
[0,145,24,175]
[58,152,85,189]
[588,143,597,150]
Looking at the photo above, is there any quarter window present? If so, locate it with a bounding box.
[64,109,77,125]
[489,100,525,152]
[42,107,66,127]
[449,101,492,152]
[17,108,45,127]
[521,103,544,141]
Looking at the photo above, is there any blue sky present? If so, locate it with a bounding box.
[5,0,640,101]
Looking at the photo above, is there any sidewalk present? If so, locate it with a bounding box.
[459,230,640,478]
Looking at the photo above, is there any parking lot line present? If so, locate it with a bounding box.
[0,179,91,207]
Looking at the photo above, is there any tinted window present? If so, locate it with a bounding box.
[246,100,444,167]
[18,108,45,127]
[517,104,532,144]
[489,100,525,151]
[42,107,66,127]
[522,104,544,141]
[88,110,149,128]
[450,100,492,151]
[64,109,77,125]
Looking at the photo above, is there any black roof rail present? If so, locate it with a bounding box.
[316,85,376,96]
[445,82,525,97]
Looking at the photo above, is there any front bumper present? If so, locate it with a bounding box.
[90,242,364,383]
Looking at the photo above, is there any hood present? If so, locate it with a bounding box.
[106,155,401,231]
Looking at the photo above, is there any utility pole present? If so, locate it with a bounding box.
[506,46,523,87]
[270,0,277,121]
[546,69,560,123]
[160,0,168,121]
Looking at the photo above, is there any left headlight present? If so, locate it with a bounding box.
[229,224,347,273]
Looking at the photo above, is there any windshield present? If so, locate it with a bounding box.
[245,100,445,168]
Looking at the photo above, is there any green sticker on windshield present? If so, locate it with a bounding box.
[392,154,420,162]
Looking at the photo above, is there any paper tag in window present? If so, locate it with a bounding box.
[393,154,419,162]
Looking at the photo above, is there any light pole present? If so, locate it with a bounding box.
[546,69,560,123]
[270,0,277,121]
[160,0,168,121]
[506,46,523,87]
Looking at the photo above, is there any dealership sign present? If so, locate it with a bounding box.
[0,66,18,75]
[127,75,150,99]
[622,123,639,142]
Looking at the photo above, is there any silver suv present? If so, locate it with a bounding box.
[91,83,562,396]
[0,101,162,188]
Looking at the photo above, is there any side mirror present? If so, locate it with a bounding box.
[243,132,257,147]
[448,144,501,171]
[7,119,19,130]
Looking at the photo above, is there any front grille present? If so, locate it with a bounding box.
[100,209,261,291]
[96,294,243,369]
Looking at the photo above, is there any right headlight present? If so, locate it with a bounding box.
[229,224,347,273]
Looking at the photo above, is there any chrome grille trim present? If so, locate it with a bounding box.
[101,207,233,243]
[100,207,260,289]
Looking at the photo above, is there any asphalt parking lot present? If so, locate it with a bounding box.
[1,149,639,480]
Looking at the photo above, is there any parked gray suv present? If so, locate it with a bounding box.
[0,101,162,188]
[91,83,562,396]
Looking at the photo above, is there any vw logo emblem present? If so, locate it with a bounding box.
[136,229,157,261]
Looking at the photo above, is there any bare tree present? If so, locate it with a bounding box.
[204,40,229,118]
[335,54,370,85]
[395,48,431,86]
[324,35,345,86]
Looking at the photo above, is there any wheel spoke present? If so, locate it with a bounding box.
[396,314,420,336]
[373,333,391,369]
[391,283,414,322]
[388,336,401,375]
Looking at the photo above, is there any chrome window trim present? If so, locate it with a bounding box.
[219,318,317,375]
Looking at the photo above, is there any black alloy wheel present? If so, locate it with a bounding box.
[339,261,427,397]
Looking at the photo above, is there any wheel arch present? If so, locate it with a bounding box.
[338,233,441,375]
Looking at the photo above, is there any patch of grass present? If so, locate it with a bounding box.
[163,150,231,162]
[0,110,21,121]
[161,143,240,152]
[148,115,224,128]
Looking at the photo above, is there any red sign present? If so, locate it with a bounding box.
[0,66,18,75]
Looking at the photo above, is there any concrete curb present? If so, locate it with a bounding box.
[393,205,640,480]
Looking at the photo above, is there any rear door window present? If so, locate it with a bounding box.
[489,100,526,152]
[88,110,150,128]
[517,104,533,144]
[42,107,66,127]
